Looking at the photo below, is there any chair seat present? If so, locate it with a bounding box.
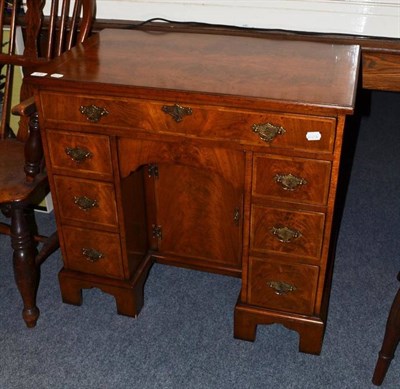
[0,139,47,204]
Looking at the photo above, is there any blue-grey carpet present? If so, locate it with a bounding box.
[1,90,399,388]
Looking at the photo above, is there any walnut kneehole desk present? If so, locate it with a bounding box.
[28,29,360,354]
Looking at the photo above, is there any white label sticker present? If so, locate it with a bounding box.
[50,73,64,78]
[30,72,48,77]
[306,131,322,141]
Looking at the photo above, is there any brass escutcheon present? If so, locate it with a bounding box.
[274,173,308,191]
[74,196,98,211]
[65,146,92,163]
[162,104,192,122]
[233,207,240,226]
[271,226,302,243]
[252,122,286,143]
[82,247,103,262]
[152,225,163,240]
[267,281,297,295]
[80,104,109,123]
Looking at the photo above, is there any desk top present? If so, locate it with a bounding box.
[28,29,360,115]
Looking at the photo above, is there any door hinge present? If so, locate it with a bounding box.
[152,224,162,240]
[148,163,159,178]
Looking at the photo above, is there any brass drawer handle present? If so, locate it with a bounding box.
[271,226,302,243]
[74,196,98,211]
[80,104,109,123]
[274,173,307,191]
[252,122,286,143]
[82,247,104,262]
[65,146,93,163]
[267,281,297,295]
[162,103,192,122]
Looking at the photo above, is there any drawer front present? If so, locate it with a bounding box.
[62,226,124,278]
[46,130,113,179]
[248,257,319,315]
[253,154,331,205]
[250,205,325,260]
[53,176,118,229]
[41,92,336,153]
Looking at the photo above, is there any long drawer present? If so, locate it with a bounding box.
[40,92,336,153]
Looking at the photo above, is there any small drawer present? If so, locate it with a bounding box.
[46,130,113,180]
[253,154,331,205]
[62,226,124,279]
[40,92,336,153]
[53,175,118,230]
[250,205,325,260]
[248,257,319,315]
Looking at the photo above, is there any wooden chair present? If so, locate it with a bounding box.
[372,272,400,385]
[0,0,96,327]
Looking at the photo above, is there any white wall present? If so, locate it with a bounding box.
[94,0,400,38]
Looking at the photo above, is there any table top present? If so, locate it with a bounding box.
[28,29,361,114]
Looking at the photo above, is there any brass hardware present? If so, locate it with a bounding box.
[152,225,162,240]
[233,207,240,226]
[162,104,192,122]
[271,226,302,243]
[274,173,307,191]
[65,146,93,163]
[74,196,98,211]
[148,164,159,178]
[79,104,109,123]
[267,281,297,295]
[82,247,104,262]
[252,123,286,143]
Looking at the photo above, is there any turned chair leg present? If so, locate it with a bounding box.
[372,274,400,386]
[10,203,40,328]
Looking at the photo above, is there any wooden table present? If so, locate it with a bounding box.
[28,29,360,354]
